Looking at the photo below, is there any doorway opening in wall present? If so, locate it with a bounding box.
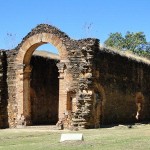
[28,44,60,125]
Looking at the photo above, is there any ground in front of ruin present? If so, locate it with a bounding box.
[0,123,150,150]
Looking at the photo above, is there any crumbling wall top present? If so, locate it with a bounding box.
[15,24,70,51]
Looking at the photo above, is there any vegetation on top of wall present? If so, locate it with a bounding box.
[99,45,150,66]
[104,32,150,59]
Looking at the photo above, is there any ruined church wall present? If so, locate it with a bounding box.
[96,50,150,125]
[0,23,149,129]
[0,51,8,128]
[2,48,60,128]
[69,39,99,129]
[6,50,18,127]
[3,24,100,128]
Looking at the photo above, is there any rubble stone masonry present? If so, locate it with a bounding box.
[0,24,150,129]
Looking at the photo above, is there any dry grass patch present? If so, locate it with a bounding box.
[0,124,150,150]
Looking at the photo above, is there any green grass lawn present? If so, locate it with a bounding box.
[0,124,150,150]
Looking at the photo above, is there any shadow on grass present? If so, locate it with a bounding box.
[100,121,150,129]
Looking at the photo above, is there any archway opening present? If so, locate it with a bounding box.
[24,43,60,125]
[15,29,69,128]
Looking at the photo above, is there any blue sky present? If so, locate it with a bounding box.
[0,0,150,53]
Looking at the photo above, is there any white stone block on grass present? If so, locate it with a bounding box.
[60,133,84,142]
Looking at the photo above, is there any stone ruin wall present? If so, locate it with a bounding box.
[69,39,99,129]
[0,51,8,128]
[6,50,18,128]
[0,24,99,129]
[0,24,150,129]
[95,48,150,125]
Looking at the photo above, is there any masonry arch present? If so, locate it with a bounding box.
[15,25,70,126]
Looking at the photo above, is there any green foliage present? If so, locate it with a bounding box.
[104,32,124,50]
[124,32,147,51]
[104,31,150,59]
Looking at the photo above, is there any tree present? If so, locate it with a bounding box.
[104,32,124,50]
[104,31,150,58]
[137,42,150,59]
[104,32,147,51]
[123,32,147,52]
